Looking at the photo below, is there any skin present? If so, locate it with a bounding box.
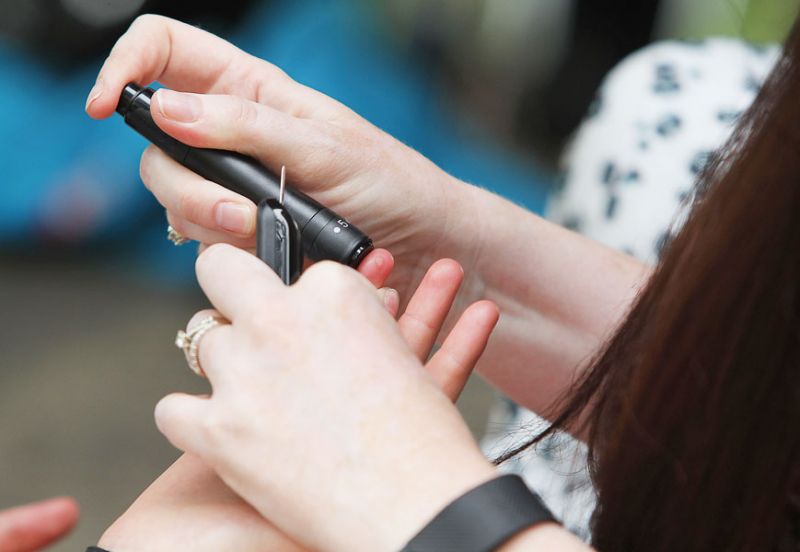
[0,497,79,552]
[148,246,593,551]
[83,14,625,551]
[100,256,502,551]
[85,14,649,419]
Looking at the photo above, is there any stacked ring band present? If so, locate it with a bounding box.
[175,316,227,377]
[167,225,189,246]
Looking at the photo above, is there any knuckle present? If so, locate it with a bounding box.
[200,410,225,445]
[298,126,340,174]
[255,58,290,82]
[187,309,218,331]
[166,212,188,236]
[246,312,277,340]
[202,408,243,447]
[305,260,345,284]
[233,97,261,129]
[304,262,363,300]
[177,190,212,225]
[131,13,163,30]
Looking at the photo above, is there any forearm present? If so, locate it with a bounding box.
[434,180,650,415]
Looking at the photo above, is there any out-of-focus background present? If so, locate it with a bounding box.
[0,0,796,549]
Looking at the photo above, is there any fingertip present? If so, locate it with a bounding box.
[458,301,500,343]
[198,241,270,275]
[84,76,125,119]
[150,90,250,149]
[47,498,80,533]
[379,287,400,317]
[84,84,107,119]
[150,89,179,127]
[358,248,394,288]
[150,89,186,139]
[214,200,256,236]
[470,300,500,326]
[427,258,464,286]
[34,497,81,522]
[196,242,235,272]
[64,499,80,524]
[51,495,80,512]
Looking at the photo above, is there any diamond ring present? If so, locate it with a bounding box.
[175,316,227,377]
[167,225,189,246]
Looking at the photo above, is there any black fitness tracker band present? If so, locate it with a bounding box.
[399,474,557,552]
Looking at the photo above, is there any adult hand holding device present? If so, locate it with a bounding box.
[87,14,648,430]
[85,15,459,297]
[153,245,498,552]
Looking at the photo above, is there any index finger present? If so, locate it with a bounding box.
[85,14,298,119]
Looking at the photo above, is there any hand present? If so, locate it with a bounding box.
[86,15,475,300]
[99,254,498,551]
[98,454,304,552]
[154,245,497,552]
[0,497,79,552]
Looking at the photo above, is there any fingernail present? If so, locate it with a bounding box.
[85,78,104,112]
[157,89,202,123]
[215,202,254,235]
[382,288,399,311]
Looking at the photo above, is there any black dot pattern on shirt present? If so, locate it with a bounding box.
[656,114,682,136]
[654,63,681,93]
[549,41,779,269]
[690,150,713,176]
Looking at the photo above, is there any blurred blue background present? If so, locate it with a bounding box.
[0,0,551,283]
[0,0,796,549]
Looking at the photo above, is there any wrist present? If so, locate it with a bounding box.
[431,175,487,269]
[399,168,489,277]
[388,140,486,268]
[378,155,489,303]
[379,452,497,552]
[398,473,559,552]
[499,524,593,552]
[426,178,492,306]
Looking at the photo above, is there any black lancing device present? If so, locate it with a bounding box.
[115,83,373,268]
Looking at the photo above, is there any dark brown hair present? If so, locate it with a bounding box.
[501,21,800,552]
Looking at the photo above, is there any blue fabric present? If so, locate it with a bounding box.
[0,0,549,282]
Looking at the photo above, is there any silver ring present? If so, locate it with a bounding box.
[175,316,227,377]
[167,225,189,246]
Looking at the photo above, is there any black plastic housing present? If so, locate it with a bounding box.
[256,199,303,284]
[116,83,373,267]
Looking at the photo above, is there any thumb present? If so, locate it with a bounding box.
[155,393,211,456]
[150,90,320,172]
